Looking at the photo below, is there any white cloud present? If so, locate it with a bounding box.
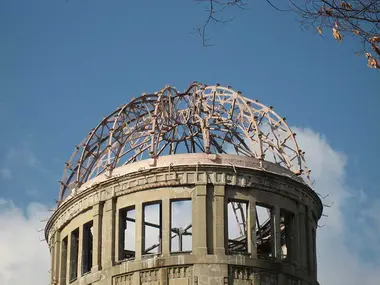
[0,127,379,285]
[293,127,380,285]
[0,200,50,285]
[0,143,48,183]
[0,168,12,180]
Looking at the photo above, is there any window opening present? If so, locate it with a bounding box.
[60,236,68,285]
[119,206,136,260]
[82,221,93,275]
[171,200,192,252]
[69,228,79,281]
[143,202,162,255]
[280,209,293,261]
[256,204,273,258]
[227,200,248,253]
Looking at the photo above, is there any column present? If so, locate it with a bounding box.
[273,206,281,260]
[313,226,318,279]
[59,235,68,285]
[192,184,207,255]
[213,185,226,256]
[247,198,257,257]
[50,234,55,284]
[101,198,116,268]
[53,231,61,283]
[306,208,314,277]
[160,268,168,285]
[288,211,297,263]
[305,206,311,275]
[77,225,83,277]
[66,230,71,283]
[162,198,171,256]
[135,202,143,260]
[92,203,102,272]
[297,203,307,271]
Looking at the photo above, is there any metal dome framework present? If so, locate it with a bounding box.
[59,83,311,202]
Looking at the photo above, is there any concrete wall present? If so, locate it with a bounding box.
[46,156,322,285]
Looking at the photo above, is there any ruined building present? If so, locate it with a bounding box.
[45,83,322,285]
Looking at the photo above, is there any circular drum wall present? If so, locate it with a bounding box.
[45,154,322,285]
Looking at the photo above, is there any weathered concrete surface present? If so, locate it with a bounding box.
[46,154,322,285]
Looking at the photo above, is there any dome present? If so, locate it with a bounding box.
[58,83,311,202]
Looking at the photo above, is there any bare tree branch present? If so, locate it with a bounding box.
[194,0,247,46]
[289,0,380,69]
[194,0,380,70]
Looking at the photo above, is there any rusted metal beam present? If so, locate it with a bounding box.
[59,83,311,203]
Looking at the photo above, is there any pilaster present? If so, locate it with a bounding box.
[53,231,61,283]
[273,206,281,260]
[50,234,55,284]
[101,198,116,268]
[77,224,83,277]
[135,202,143,260]
[247,198,257,257]
[213,185,226,256]
[193,184,208,255]
[162,198,171,256]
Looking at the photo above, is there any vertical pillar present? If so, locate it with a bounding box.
[133,271,141,285]
[213,185,225,256]
[313,226,318,280]
[135,202,143,260]
[59,235,68,285]
[101,198,115,268]
[77,225,83,277]
[53,231,61,284]
[160,268,168,285]
[50,234,55,284]
[162,198,171,256]
[66,230,71,283]
[305,206,311,276]
[247,198,257,257]
[297,203,307,272]
[92,203,102,272]
[273,206,281,260]
[306,208,314,277]
[115,205,121,262]
[192,184,207,255]
[288,212,297,263]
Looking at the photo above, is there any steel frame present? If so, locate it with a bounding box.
[59,82,311,202]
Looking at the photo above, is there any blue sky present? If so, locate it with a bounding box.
[1,0,378,205]
[0,1,379,284]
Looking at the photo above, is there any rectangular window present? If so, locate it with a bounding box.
[119,206,136,260]
[82,221,93,275]
[143,202,162,255]
[60,236,68,285]
[227,200,248,253]
[69,228,79,281]
[280,209,294,261]
[256,204,273,258]
[171,200,192,252]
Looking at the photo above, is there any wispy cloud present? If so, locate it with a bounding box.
[0,199,50,285]
[0,128,378,285]
[0,143,48,177]
[293,127,380,284]
[6,144,42,169]
[0,168,12,180]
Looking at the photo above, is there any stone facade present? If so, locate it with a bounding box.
[45,154,322,285]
